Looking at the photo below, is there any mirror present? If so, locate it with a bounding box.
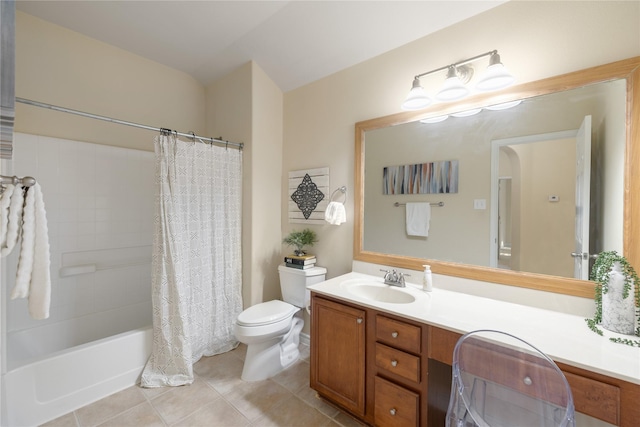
[354,57,640,298]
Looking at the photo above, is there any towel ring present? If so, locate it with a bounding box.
[330,186,347,203]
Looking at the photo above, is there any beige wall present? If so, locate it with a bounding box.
[283,0,640,282]
[14,12,205,151]
[206,62,284,307]
[11,1,640,313]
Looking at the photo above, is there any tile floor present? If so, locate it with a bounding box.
[41,344,366,427]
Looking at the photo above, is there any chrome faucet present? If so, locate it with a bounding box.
[380,269,410,287]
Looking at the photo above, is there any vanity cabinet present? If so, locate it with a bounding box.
[311,294,429,426]
[311,292,640,426]
[310,296,366,417]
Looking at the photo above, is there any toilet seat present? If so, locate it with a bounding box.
[237,300,298,327]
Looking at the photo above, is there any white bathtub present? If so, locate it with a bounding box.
[1,327,152,427]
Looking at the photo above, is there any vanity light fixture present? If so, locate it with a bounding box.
[401,50,515,111]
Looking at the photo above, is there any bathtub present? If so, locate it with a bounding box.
[1,326,152,426]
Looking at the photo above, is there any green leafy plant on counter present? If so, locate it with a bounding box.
[585,251,640,346]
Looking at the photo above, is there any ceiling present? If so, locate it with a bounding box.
[16,1,507,92]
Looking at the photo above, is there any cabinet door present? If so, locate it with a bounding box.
[311,296,366,416]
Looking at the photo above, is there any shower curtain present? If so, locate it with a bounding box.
[141,134,243,387]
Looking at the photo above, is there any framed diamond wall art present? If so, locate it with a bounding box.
[288,167,329,224]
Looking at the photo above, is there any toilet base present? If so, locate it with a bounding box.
[240,316,304,382]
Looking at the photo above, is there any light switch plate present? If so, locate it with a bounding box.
[474,199,486,210]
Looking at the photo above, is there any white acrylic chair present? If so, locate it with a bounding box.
[446,330,575,427]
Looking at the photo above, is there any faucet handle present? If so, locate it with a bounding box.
[398,272,410,285]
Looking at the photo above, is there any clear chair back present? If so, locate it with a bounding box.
[446,330,575,427]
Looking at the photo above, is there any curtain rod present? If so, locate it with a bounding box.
[16,97,243,150]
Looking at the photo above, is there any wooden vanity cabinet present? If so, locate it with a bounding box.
[310,295,366,417]
[311,294,429,426]
[311,293,640,426]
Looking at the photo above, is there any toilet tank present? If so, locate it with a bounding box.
[278,264,327,308]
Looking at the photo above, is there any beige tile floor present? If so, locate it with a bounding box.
[41,344,366,427]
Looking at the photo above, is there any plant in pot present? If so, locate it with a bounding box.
[283,228,318,256]
[585,250,640,346]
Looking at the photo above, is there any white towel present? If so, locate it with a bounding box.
[324,201,346,225]
[405,202,431,237]
[11,183,52,320]
[1,184,25,257]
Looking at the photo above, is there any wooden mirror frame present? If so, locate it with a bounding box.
[354,57,640,298]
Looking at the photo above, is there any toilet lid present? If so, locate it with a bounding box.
[237,300,298,326]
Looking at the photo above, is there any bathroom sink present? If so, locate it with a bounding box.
[340,279,416,304]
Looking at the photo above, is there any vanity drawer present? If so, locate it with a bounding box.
[375,343,420,383]
[564,371,620,425]
[376,315,421,353]
[374,376,419,427]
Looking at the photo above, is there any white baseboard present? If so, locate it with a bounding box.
[300,332,310,347]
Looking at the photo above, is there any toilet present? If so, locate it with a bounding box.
[234,264,327,381]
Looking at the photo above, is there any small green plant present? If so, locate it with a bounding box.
[585,250,640,346]
[283,228,318,256]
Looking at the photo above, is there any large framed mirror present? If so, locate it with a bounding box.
[354,57,640,298]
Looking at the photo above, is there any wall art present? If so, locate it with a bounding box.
[383,160,458,194]
[288,167,329,224]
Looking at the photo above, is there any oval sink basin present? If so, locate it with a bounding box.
[341,280,416,304]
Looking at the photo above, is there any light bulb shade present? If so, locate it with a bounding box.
[475,54,515,91]
[451,108,482,117]
[420,115,449,124]
[436,67,470,102]
[401,78,432,110]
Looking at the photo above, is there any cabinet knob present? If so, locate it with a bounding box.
[391,331,399,338]
[357,318,363,324]
[390,360,398,367]
[523,376,533,386]
[389,408,397,416]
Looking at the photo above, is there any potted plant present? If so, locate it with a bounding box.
[585,250,640,346]
[283,228,318,256]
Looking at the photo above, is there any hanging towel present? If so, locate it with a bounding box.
[324,201,346,225]
[1,184,25,257]
[406,202,431,237]
[11,183,52,320]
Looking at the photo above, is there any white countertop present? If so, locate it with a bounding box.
[308,271,640,385]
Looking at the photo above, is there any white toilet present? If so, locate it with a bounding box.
[234,264,327,381]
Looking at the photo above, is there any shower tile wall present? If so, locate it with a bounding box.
[5,133,154,357]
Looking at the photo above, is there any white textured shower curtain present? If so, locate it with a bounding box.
[141,134,243,387]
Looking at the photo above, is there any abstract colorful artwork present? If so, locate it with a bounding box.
[383,160,458,194]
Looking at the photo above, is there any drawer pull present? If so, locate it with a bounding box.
[523,376,533,386]
[389,408,397,416]
[390,359,398,367]
[391,331,399,338]
[357,318,363,324]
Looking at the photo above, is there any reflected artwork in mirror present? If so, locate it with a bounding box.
[354,57,640,298]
